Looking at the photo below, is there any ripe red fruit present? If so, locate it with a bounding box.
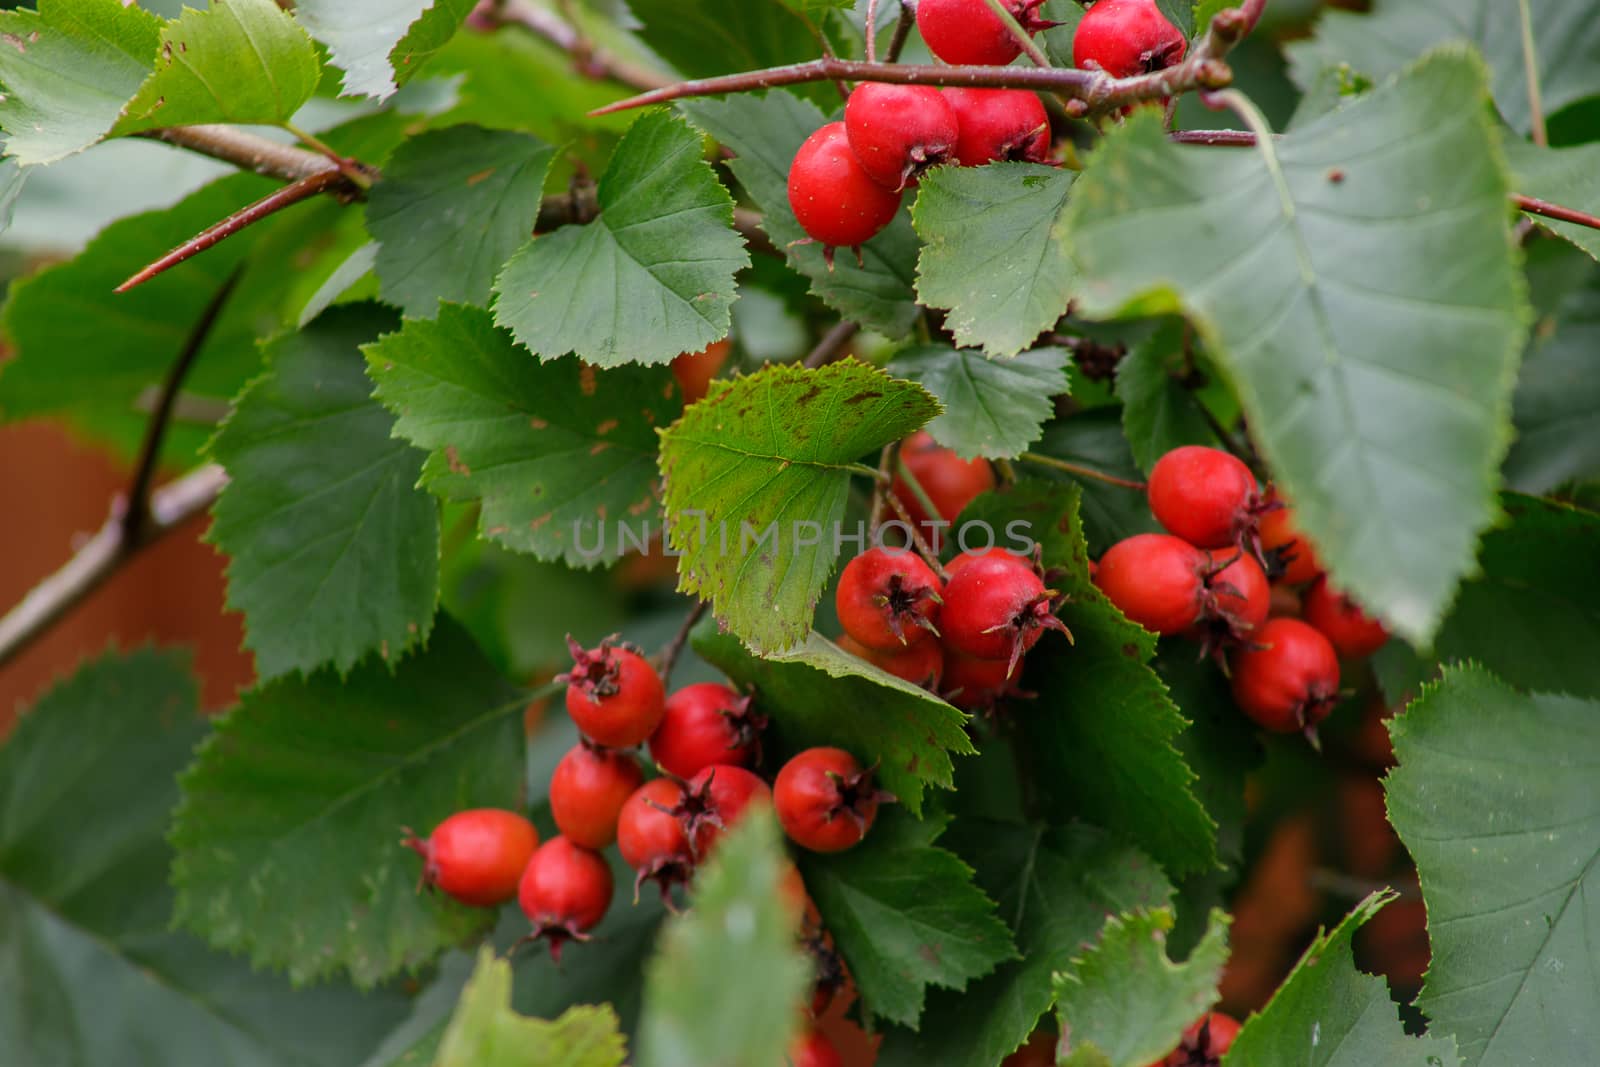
[617,777,695,899]
[774,747,890,853]
[838,632,944,689]
[1150,1012,1241,1066]
[941,651,1013,709]
[836,546,944,650]
[648,682,766,780]
[1072,0,1187,77]
[788,122,904,266]
[678,764,773,857]
[1004,1029,1057,1067]
[1258,490,1322,584]
[401,808,538,908]
[549,743,644,850]
[1147,445,1262,550]
[516,836,613,960]
[1096,534,1209,634]
[944,88,1052,167]
[916,0,1058,67]
[788,1029,844,1067]
[1194,550,1270,640]
[941,550,1069,675]
[1302,577,1389,659]
[670,339,730,405]
[845,83,958,190]
[560,635,666,748]
[892,431,996,534]
[1230,618,1341,736]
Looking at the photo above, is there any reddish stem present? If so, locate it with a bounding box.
[1515,194,1600,232]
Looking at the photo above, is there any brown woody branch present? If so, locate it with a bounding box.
[496,0,672,92]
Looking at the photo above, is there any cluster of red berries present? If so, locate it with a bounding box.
[1092,446,1388,741]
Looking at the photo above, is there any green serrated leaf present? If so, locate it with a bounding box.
[800,809,1017,1028]
[114,0,320,134]
[366,126,554,317]
[913,163,1076,357]
[876,823,1173,1067]
[660,360,939,653]
[1385,665,1600,1067]
[1504,269,1600,494]
[1286,0,1600,137]
[1507,140,1600,264]
[886,344,1069,460]
[1115,319,1220,474]
[628,0,828,102]
[171,617,524,988]
[636,814,810,1067]
[1225,893,1461,1066]
[694,629,974,814]
[1032,413,1163,555]
[388,0,476,92]
[0,649,408,1066]
[964,481,1218,875]
[680,93,922,338]
[295,0,469,99]
[494,110,748,366]
[1054,909,1229,1067]
[435,948,626,1067]
[1067,52,1530,645]
[365,304,679,567]
[208,303,439,680]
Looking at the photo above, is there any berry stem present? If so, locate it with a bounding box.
[655,600,710,682]
[284,123,373,191]
[1017,452,1147,490]
[865,0,880,63]
[975,0,1053,69]
[802,320,861,368]
[497,0,672,91]
[883,490,951,579]
[885,0,916,63]
[1518,0,1547,148]
[889,453,947,537]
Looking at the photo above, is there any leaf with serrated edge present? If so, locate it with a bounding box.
[1385,664,1600,1067]
[1503,273,1600,495]
[366,304,679,567]
[1506,141,1600,265]
[208,303,438,680]
[494,110,748,366]
[913,164,1076,357]
[0,649,408,1066]
[1225,892,1461,1066]
[295,0,469,99]
[114,0,320,134]
[695,629,974,815]
[170,618,526,988]
[1116,319,1220,474]
[886,344,1069,460]
[800,810,1017,1029]
[435,948,626,1067]
[366,126,554,317]
[636,814,810,1067]
[1066,52,1529,644]
[660,360,939,653]
[1053,908,1229,1067]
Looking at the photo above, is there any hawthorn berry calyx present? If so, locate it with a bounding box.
[559,634,666,748]
[941,550,1072,678]
[775,747,894,853]
[836,546,944,650]
[516,835,614,961]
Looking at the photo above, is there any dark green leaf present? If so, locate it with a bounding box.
[1067,53,1529,645]
[1032,413,1162,555]
[434,948,626,1067]
[1504,267,1600,492]
[1386,665,1600,1067]
[295,0,472,99]
[208,304,439,680]
[388,0,476,93]
[494,110,748,366]
[367,126,555,317]
[886,344,1069,460]
[627,0,824,93]
[1507,141,1600,263]
[1115,319,1220,474]
[171,617,526,987]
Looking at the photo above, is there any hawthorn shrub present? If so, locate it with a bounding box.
[0,0,1597,1065]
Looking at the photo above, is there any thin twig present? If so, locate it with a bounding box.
[865,0,880,64]
[0,465,228,671]
[1168,128,1258,146]
[883,490,950,578]
[1516,195,1600,232]
[500,0,672,91]
[137,125,343,182]
[803,321,861,369]
[285,122,373,191]
[976,0,1052,69]
[133,389,232,426]
[1018,452,1147,490]
[868,443,893,527]
[885,0,916,64]
[656,601,710,682]
[1517,0,1548,148]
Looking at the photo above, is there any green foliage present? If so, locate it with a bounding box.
[660,360,938,653]
[1504,269,1600,492]
[494,110,749,366]
[366,126,555,317]
[799,810,1017,1028]
[1033,413,1162,554]
[1386,665,1600,1067]
[1115,320,1220,474]
[170,618,526,988]
[366,304,680,567]
[1508,141,1600,263]
[912,163,1076,357]
[434,949,626,1067]
[208,304,439,680]
[0,649,409,1066]
[628,0,827,96]
[886,344,1070,460]
[1067,53,1529,645]
[294,0,472,99]
[636,814,810,1067]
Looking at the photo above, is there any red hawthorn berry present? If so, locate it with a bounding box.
[674,764,773,857]
[892,431,996,535]
[788,1028,844,1067]
[1095,533,1210,634]
[1187,550,1270,650]
[1147,445,1263,550]
[1302,576,1389,659]
[401,808,538,908]
[836,546,944,651]
[516,835,613,961]
[1230,618,1341,737]
[787,122,904,267]
[1072,0,1188,77]
[941,650,1014,709]
[1004,1028,1057,1067]
[1149,1011,1242,1066]
[549,742,644,850]
[944,88,1052,167]
[916,0,1059,67]
[617,777,695,901]
[1258,490,1323,585]
[845,83,959,190]
[838,632,945,690]
[648,682,767,781]
[944,545,1021,577]
[670,338,730,405]
[774,747,891,853]
[560,635,666,748]
[803,931,847,1017]
[941,550,1069,676]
